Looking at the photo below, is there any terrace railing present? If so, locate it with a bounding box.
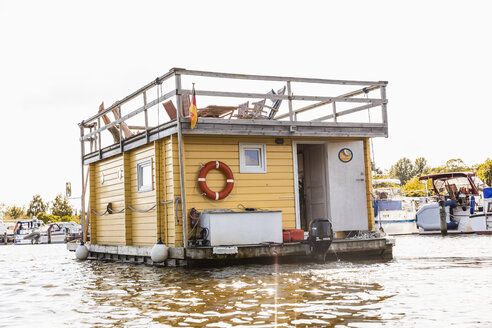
[79,68,387,152]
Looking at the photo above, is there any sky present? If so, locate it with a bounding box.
[1,0,491,208]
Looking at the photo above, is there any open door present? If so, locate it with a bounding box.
[297,144,329,230]
[327,141,368,231]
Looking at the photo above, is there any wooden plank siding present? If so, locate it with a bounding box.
[127,144,157,246]
[89,143,159,247]
[89,162,97,244]
[363,138,376,231]
[171,136,184,246]
[181,135,297,236]
[162,136,177,246]
[155,138,176,246]
[123,152,132,245]
[87,133,376,248]
[90,155,126,245]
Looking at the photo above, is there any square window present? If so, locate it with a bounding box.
[137,159,153,192]
[239,143,266,173]
[244,149,260,166]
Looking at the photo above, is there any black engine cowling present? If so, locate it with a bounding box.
[308,218,334,261]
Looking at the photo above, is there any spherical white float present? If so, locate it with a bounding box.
[151,242,169,263]
[75,244,89,260]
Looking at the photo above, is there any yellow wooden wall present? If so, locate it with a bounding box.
[363,138,376,231]
[156,136,180,246]
[181,135,297,241]
[88,134,376,247]
[89,156,126,245]
[90,143,160,246]
[128,145,157,246]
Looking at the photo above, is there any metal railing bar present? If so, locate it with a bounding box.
[81,89,176,141]
[179,116,386,128]
[83,120,177,160]
[179,69,388,86]
[381,86,388,125]
[81,69,387,126]
[143,91,149,143]
[180,89,382,104]
[287,81,294,121]
[332,102,337,122]
[97,118,102,159]
[276,85,381,120]
[118,107,123,152]
[312,103,382,122]
[82,69,176,124]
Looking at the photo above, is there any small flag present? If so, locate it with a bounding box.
[190,83,197,129]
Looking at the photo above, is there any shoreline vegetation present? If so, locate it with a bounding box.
[0,193,80,224]
[375,157,492,197]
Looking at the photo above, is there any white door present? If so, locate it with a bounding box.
[327,141,368,231]
[304,145,329,226]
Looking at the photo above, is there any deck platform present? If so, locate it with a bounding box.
[67,237,395,266]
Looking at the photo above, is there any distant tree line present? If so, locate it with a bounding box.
[0,194,80,224]
[374,157,492,197]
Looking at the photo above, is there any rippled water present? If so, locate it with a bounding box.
[1,235,491,327]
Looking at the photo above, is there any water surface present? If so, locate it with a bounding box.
[1,235,491,327]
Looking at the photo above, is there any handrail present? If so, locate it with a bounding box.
[276,85,382,120]
[79,68,389,143]
[81,68,177,125]
[312,102,385,122]
[80,89,176,141]
[180,69,387,86]
[181,89,382,104]
[80,68,387,125]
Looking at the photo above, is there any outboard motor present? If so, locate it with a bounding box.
[308,218,334,262]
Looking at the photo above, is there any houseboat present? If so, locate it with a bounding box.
[72,68,394,265]
[35,222,82,244]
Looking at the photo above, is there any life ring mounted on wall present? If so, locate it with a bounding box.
[198,161,234,200]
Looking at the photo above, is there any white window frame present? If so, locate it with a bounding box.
[137,158,153,192]
[239,143,267,173]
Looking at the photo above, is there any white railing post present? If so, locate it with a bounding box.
[380,85,388,125]
[332,102,337,123]
[286,81,294,121]
[175,72,188,247]
[143,91,149,143]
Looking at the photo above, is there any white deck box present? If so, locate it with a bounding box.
[199,210,283,246]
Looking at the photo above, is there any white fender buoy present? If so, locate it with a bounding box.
[151,242,169,263]
[75,244,89,260]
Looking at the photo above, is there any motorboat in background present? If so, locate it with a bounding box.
[415,172,492,233]
[38,222,82,244]
[13,219,44,245]
[1,219,15,243]
[13,219,82,244]
[373,179,423,235]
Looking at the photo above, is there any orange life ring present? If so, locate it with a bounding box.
[198,161,234,200]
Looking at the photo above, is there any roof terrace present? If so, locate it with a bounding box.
[79,68,388,164]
